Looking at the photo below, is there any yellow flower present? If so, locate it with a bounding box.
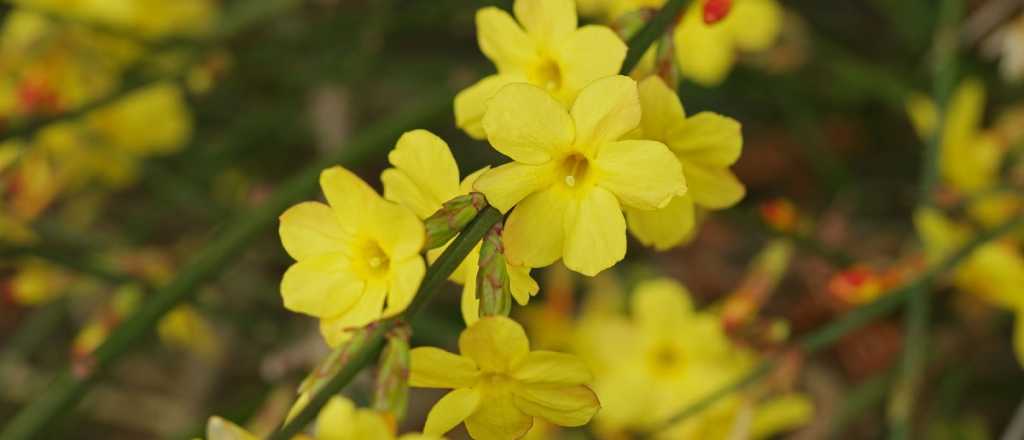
[380,130,539,324]
[625,76,743,249]
[410,316,600,439]
[279,166,425,347]
[673,0,783,86]
[474,75,686,276]
[6,258,71,305]
[455,0,627,139]
[157,305,219,359]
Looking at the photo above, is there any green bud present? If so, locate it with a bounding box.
[373,326,411,422]
[297,324,375,396]
[423,192,488,250]
[477,222,512,317]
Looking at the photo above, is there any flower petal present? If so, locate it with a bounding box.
[455,74,522,140]
[512,350,593,384]
[280,254,363,318]
[679,159,745,209]
[751,393,814,439]
[318,281,387,347]
[563,187,626,276]
[483,83,574,164]
[459,316,530,372]
[727,0,783,52]
[353,410,393,439]
[636,76,687,141]
[316,396,355,439]
[631,278,693,337]
[425,388,483,437]
[508,263,538,305]
[556,25,627,95]
[626,195,696,251]
[595,139,686,210]
[320,166,379,232]
[666,111,742,166]
[382,129,461,219]
[477,7,538,73]
[514,0,576,45]
[206,417,258,440]
[570,75,641,150]
[410,347,481,389]
[465,392,534,440]
[461,276,481,326]
[503,187,570,268]
[474,161,557,213]
[367,199,425,259]
[384,256,425,317]
[279,202,350,261]
[673,12,735,86]
[513,384,600,427]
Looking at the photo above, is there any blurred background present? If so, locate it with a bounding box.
[1,0,1023,439]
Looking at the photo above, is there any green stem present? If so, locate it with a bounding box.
[0,91,453,440]
[267,207,503,440]
[652,214,1024,433]
[621,0,691,74]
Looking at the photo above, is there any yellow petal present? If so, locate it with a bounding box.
[206,416,257,440]
[279,202,350,261]
[512,351,594,384]
[460,166,491,194]
[569,75,641,150]
[320,166,380,232]
[906,93,937,140]
[459,316,531,372]
[563,187,626,276]
[503,187,570,268]
[751,393,814,439]
[281,254,363,318]
[673,12,736,86]
[679,159,745,209]
[514,0,576,45]
[483,83,574,165]
[667,112,742,166]
[455,75,522,140]
[512,384,600,427]
[410,347,481,388]
[319,282,387,347]
[594,139,685,210]
[461,278,481,326]
[508,263,539,305]
[626,194,696,250]
[352,410,393,440]
[477,7,538,73]
[367,200,425,259]
[631,278,693,336]
[1015,312,1024,368]
[474,161,558,213]
[637,76,687,141]
[942,78,985,153]
[465,392,534,440]
[556,25,627,94]
[424,388,483,436]
[382,130,461,219]
[726,0,783,52]
[384,256,425,317]
[316,396,356,439]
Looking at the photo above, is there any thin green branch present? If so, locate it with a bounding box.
[652,214,1024,433]
[621,0,691,73]
[0,244,144,287]
[0,90,453,440]
[268,207,504,440]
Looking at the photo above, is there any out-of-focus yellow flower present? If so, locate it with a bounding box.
[410,316,600,439]
[5,258,71,305]
[279,166,425,347]
[474,75,686,276]
[624,76,743,249]
[86,82,192,156]
[455,0,626,139]
[380,130,538,324]
[3,147,60,221]
[72,285,143,359]
[14,0,217,39]
[207,396,443,440]
[157,305,219,359]
[673,0,783,86]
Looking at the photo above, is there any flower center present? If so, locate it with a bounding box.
[531,58,562,92]
[355,239,390,278]
[647,343,686,377]
[479,372,516,395]
[560,153,591,189]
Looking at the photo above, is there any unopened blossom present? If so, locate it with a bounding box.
[455,0,626,139]
[410,316,600,439]
[625,76,744,249]
[279,166,425,347]
[380,129,538,324]
[474,75,686,276]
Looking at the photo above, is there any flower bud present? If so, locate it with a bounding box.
[298,323,376,396]
[373,326,411,422]
[423,192,487,250]
[703,0,733,25]
[477,222,512,317]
